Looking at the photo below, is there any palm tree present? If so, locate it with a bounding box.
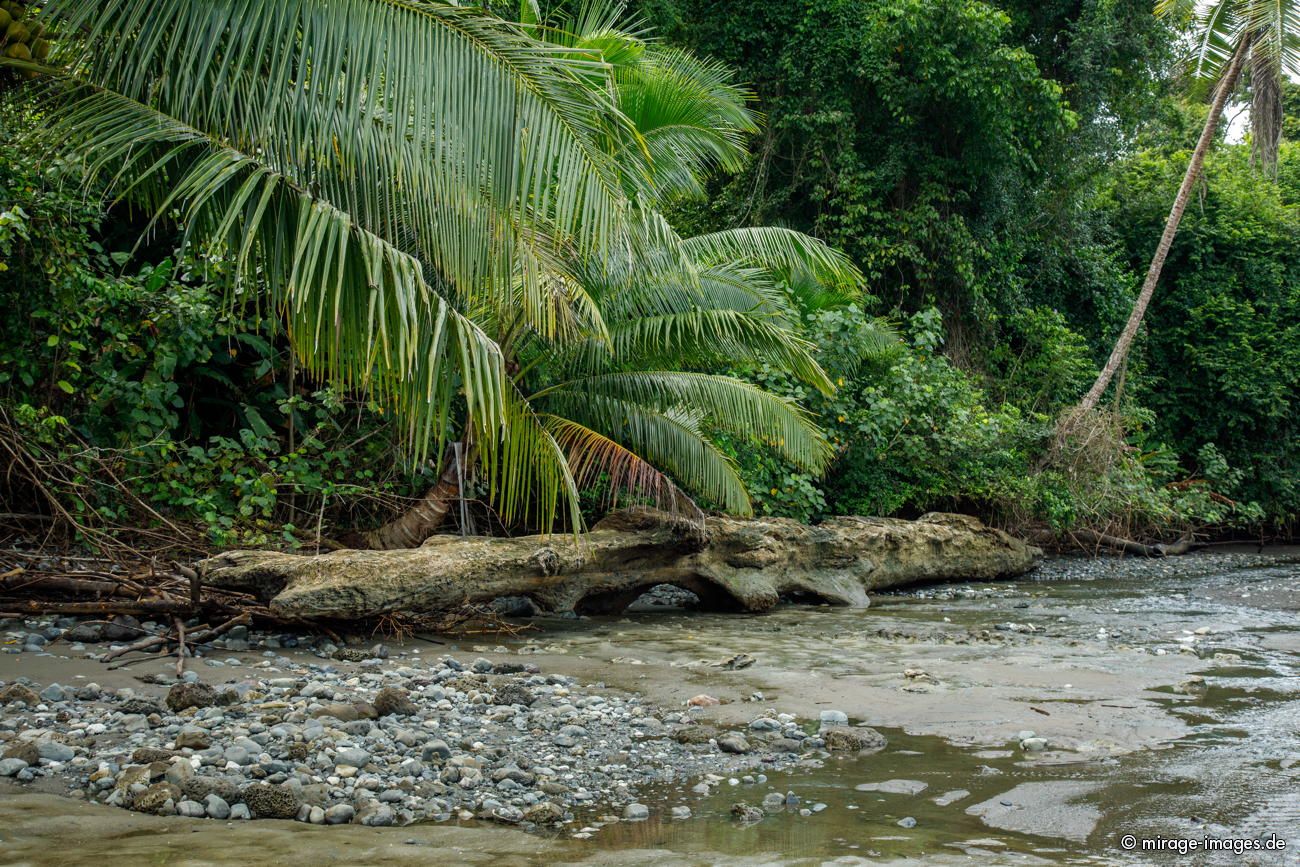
[1074,0,1300,413]
[8,0,871,547]
[362,1,879,548]
[9,0,640,528]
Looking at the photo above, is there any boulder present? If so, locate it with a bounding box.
[373,687,417,717]
[200,508,1041,619]
[166,682,218,712]
[822,726,888,753]
[242,783,301,819]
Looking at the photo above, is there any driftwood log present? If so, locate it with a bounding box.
[199,508,1042,619]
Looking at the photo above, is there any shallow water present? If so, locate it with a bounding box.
[500,555,1300,864]
[2,553,1297,865]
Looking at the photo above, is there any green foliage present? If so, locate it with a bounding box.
[0,120,421,545]
[1100,139,1300,523]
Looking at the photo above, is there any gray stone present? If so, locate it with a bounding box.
[717,733,750,754]
[965,782,1103,843]
[421,739,452,761]
[623,803,649,820]
[897,816,917,828]
[230,803,251,820]
[38,684,66,702]
[818,710,849,725]
[324,803,356,825]
[0,758,29,776]
[178,799,207,818]
[359,804,396,826]
[204,794,231,819]
[335,747,370,768]
[933,789,971,807]
[855,779,928,795]
[670,806,692,819]
[36,741,75,763]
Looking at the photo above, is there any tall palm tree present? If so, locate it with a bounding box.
[362,1,878,548]
[1074,0,1300,413]
[7,0,871,547]
[8,0,640,526]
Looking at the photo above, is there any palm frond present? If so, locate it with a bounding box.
[542,392,752,513]
[560,308,833,393]
[35,0,632,336]
[29,85,506,462]
[558,370,832,472]
[546,416,702,517]
[680,226,865,290]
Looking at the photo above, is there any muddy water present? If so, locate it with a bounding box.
[2,553,1298,865]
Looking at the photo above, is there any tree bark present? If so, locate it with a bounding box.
[1077,35,1252,412]
[361,444,470,550]
[200,509,1044,619]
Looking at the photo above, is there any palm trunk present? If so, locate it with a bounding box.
[363,444,472,550]
[1076,35,1251,412]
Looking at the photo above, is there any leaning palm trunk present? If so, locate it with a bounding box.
[364,445,473,549]
[1076,35,1252,412]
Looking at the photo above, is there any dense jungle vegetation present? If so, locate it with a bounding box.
[1,0,1297,552]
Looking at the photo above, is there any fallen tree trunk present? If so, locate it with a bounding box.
[199,508,1043,619]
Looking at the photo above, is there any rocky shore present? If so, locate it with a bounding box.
[0,619,880,830]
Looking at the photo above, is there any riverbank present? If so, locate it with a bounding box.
[2,549,1298,865]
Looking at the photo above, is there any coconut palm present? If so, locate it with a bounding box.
[7,0,643,530]
[7,0,873,546]
[1075,0,1300,412]
[358,1,877,547]
[360,2,890,547]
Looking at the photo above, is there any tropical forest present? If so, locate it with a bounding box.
[0,0,1296,863]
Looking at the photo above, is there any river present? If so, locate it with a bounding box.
[1,550,1296,865]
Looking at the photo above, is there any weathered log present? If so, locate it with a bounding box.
[0,598,199,616]
[200,508,1042,619]
[0,572,137,597]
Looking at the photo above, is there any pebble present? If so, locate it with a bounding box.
[205,794,231,819]
[0,758,29,776]
[0,622,814,832]
[324,804,356,825]
[37,742,75,763]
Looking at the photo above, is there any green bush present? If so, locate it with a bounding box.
[1,111,424,546]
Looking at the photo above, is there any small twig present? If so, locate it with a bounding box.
[107,651,175,671]
[174,616,188,677]
[102,630,169,662]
